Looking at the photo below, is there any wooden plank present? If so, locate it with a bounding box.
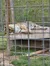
[9,33,49,40]
[26,49,49,57]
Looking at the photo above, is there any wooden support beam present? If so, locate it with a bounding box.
[10,0,14,23]
[5,0,11,55]
[5,0,11,24]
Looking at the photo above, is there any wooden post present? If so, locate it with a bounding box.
[5,0,11,55]
[10,0,14,23]
[5,0,11,24]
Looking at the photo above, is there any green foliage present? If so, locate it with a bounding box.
[13,0,49,22]
[11,56,28,66]
[11,56,50,66]
[10,46,35,56]
[1,0,50,23]
[0,38,7,50]
[0,42,7,50]
[0,32,4,36]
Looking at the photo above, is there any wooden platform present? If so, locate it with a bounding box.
[9,25,50,40]
[5,22,50,40]
[9,32,50,40]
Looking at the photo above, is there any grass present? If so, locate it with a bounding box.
[11,56,50,66]
[0,32,4,36]
[0,38,7,50]
[10,46,35,56]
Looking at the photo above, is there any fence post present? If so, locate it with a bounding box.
[5,0,11,55]
[10,0,14,23]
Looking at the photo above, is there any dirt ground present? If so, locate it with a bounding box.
[0,50,49,66]
[0,51,16,66]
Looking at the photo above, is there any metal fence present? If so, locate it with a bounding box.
[0,0,50,66]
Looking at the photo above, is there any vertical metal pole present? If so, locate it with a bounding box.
[42,0,45,66]
[26,1,30,66]
[42,0,45,54]
[2,36,4,66]
[27,21,30,66]
[48,0,50,66]
[49,0,50,52]
[1,1,5,66]
[26,2,30,65]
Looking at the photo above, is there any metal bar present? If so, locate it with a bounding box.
[26,2,30,66]
[3,5,50,8]
[48,0,50,66]
[0,0,50,66]
[0,1,5,66]
[42,0,45,66]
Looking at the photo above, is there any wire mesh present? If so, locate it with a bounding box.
[0,0,50,66]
